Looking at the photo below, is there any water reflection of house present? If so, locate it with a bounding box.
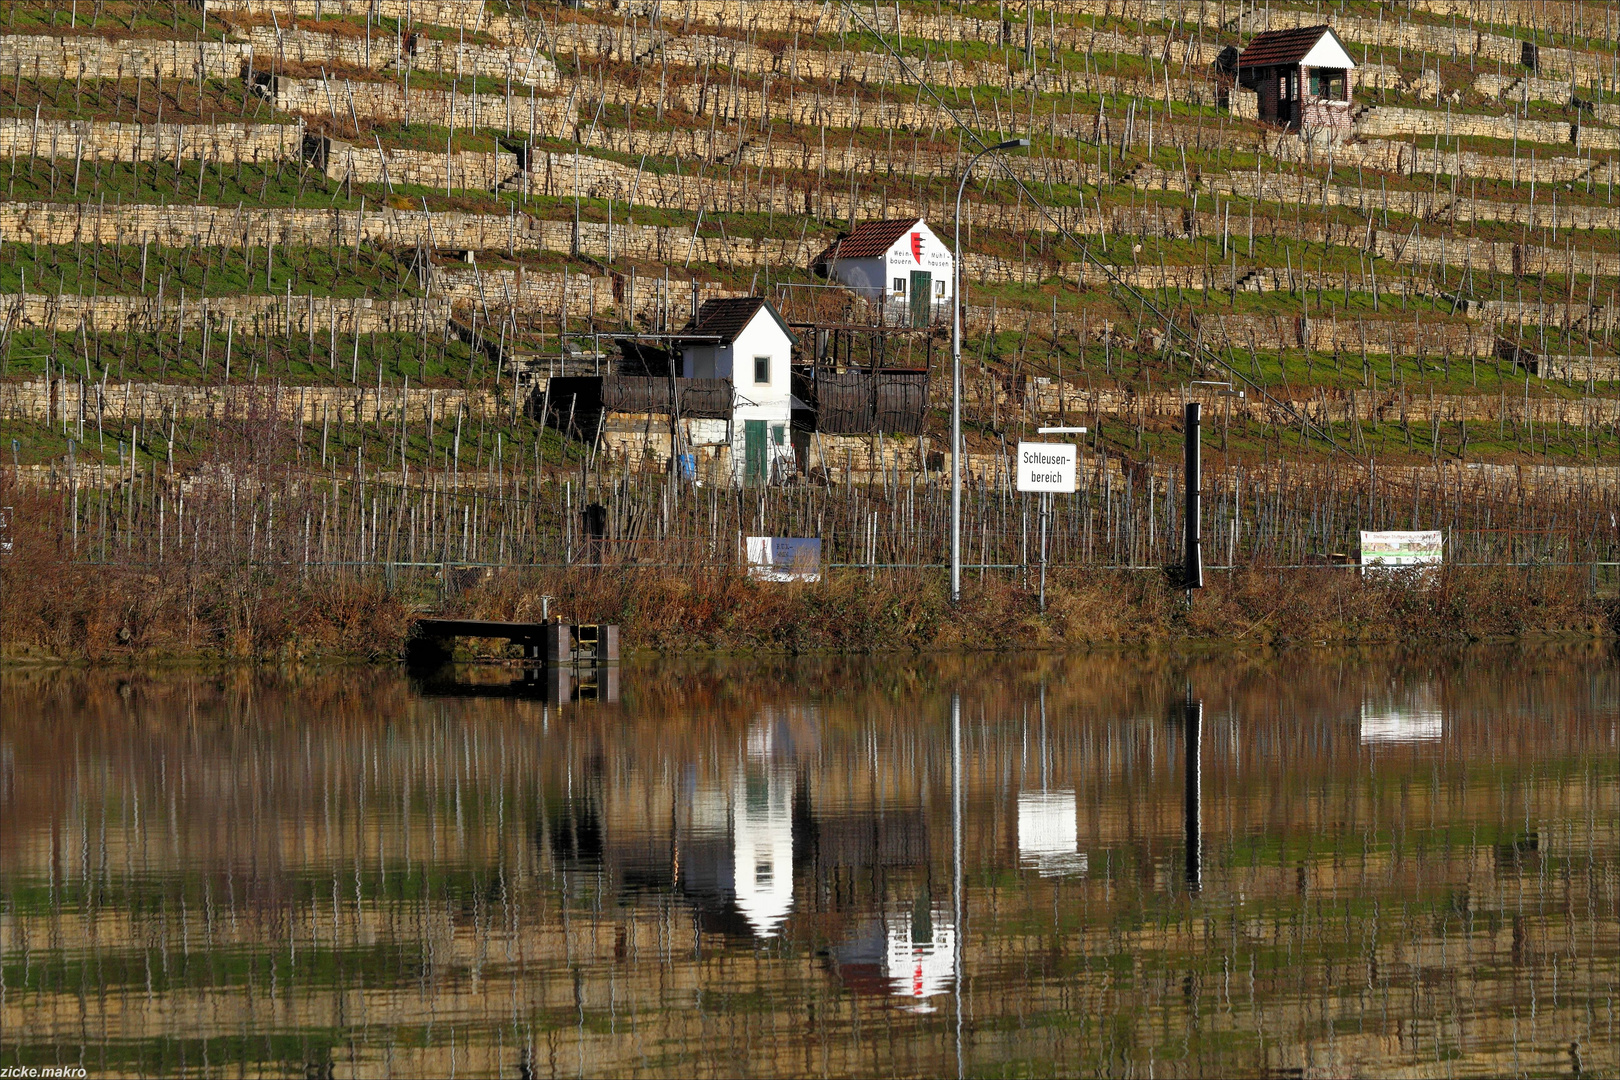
[676,763,797,938]
[672,711,817,936]
[832,899,956,1009]
[731,766,796,936]
[539,709,946,942]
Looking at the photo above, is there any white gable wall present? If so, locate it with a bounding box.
[678,307,794,483]
[822,220,955,315]
[727,308,794,484]
[1299,32,1356,70]
[880,220,955,306]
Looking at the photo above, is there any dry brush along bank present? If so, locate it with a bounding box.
[2,534,1613,661]
[2,443,1618,659]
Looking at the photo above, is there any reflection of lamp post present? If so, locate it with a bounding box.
[951,691,964,1078]
[951,138,1029,603]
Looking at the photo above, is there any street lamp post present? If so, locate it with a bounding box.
[952,138,1029,604]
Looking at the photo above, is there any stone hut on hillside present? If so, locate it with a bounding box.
[1235,24,1356,137]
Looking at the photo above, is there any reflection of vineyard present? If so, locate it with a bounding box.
[2,652,1616,1078]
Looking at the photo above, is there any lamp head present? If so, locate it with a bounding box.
[994,137,1032,150]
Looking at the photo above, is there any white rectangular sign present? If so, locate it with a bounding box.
[1360,530,1442,571]
[1015,442,1077,493]
[746,537,822,582]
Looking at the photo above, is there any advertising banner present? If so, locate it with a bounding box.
[1359,530,1442,575]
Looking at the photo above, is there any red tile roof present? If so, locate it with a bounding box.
[1238,24,1333,68]
[811,218,922,264]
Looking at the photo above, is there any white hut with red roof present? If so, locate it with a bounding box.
[811,217,954,326]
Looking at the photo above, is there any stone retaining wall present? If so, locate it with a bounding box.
[0,271,735,335]
[515,148,1094,237]
[1024,382,1620,426]
[5,281,1558,366]
[548,18,1227,100]
[525,141,1614,242]
[0,199,835,268]
[9,196,1620,315]
[560,69,1599,157]
[1314,137,1608,183]
[587,1,1620,91]
[205,0,486,26]
[274,74,569,135]
[1207,169,1620,233]
[0,199,551,251]
[241,26,555,87]
[309,65,956,138]
[1529,355,1620,381]
[573,123,1109,187]
[0,117,299,164]
[1483,301,1618,331]
[1353,105,1580,144]
[0,291,452,335]
[315,136,518,190]
[1378,231,1620,280]
[1472,73,1597,107]
[9,370,1614,433]
[0,34,246,79]
[1411,0,1584,36]
[2,377,500,426]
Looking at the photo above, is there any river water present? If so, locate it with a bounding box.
[2,648,1617,1078]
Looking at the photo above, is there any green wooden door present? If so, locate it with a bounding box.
[909,271,931,327]
[744,420,767,485]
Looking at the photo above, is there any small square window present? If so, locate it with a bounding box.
[892,277,907,295]
[753,356,770,384]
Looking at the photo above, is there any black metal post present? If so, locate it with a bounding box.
[1183,402,1203,592]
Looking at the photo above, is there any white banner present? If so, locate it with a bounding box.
[1360,530,1443,572]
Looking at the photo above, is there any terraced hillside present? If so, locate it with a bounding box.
[1,0,1618,654]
